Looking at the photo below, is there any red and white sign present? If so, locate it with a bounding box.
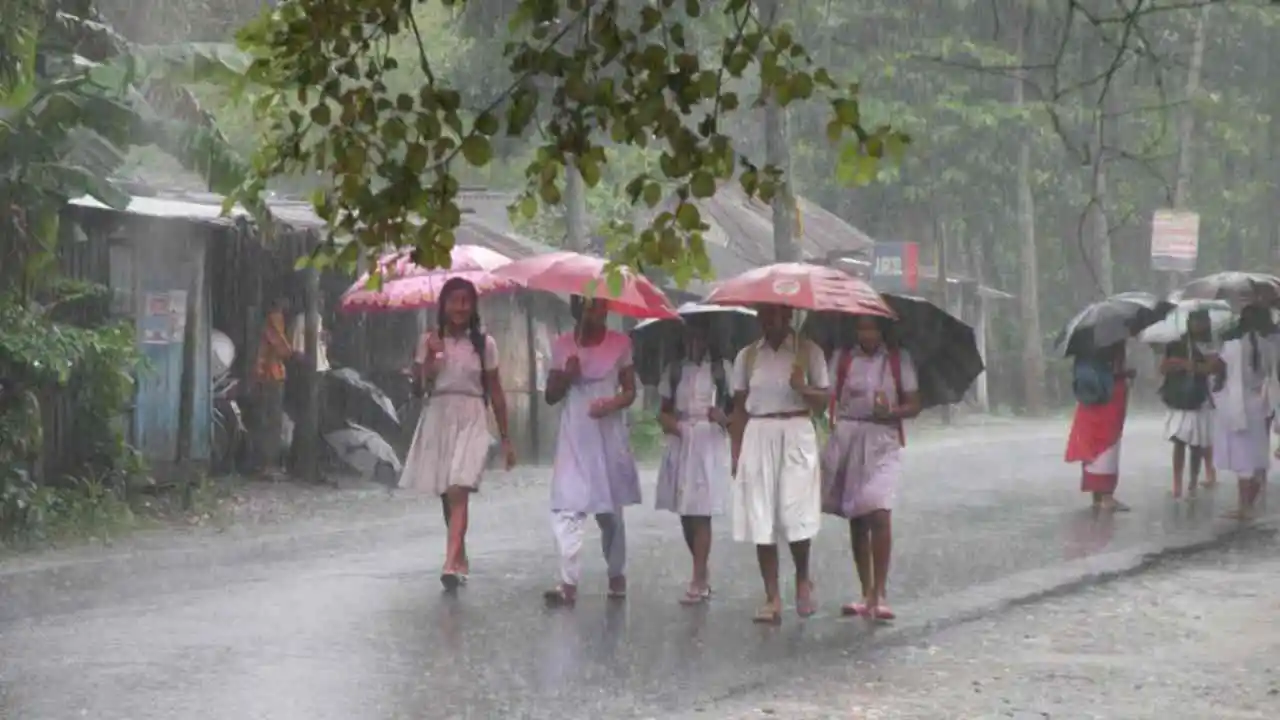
[1151,209,1199,272]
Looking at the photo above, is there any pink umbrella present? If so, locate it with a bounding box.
[704,262,896,318]
[494,251,679,320]
[339,245,517,313]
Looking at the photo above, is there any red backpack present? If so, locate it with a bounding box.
[830,348,906,446]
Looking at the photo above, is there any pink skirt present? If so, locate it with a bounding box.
[820,419,902,519]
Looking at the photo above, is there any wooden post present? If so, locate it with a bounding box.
[297,266,321,483]
[936,221,953,424]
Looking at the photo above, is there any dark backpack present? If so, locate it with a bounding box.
[1072,356,1114,406]
[1160,342,1210,411]
[668,359,733,415]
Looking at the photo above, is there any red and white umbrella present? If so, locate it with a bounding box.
[704,262,896,318]
[493,251,679,320]
[339,245,518,313]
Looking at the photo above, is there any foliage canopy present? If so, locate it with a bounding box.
[231,0,909,280]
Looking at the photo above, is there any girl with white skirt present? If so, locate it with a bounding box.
[1158,309,1218,498]
[400,277,516,591]
[655,318,733,605]
[1213,305,1276,520]
[543,297,642,607]
[730,304,829,624]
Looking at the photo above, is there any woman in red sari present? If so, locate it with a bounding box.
[1065,343,1135,512]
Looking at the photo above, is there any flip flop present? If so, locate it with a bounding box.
[752,605,782,625]
[678,588,709,606]
[440,572,461,592]
[840,602,868,617]
[872,605,896,622]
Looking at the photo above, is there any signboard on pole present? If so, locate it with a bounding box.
[1151,210,1199,272]
[871,242,920,292]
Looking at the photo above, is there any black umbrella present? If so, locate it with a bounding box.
[802,294,984,409]
[1054,292,1174,357]
[1175,272,1280,309]
[630,302,759,386]
[323,368,400,437]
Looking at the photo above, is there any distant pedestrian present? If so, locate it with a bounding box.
[252,296,294,478]
[820,315,920,622]
[1065,342,1135,512]
[542,296,641,607]
[1212,304,1275,521]
[1159,309,1218,499]
[400,277,515,590]
[654,317,733,605]
[730,304,828,624]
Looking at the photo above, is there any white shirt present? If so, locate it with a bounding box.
[291,313,330,372]
[416,332,499,396]
[731,336,830,415]
[658,359,733,417]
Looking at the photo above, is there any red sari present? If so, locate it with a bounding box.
[1064,353,1128,494]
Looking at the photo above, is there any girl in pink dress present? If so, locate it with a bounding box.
[400,278,516,590]
[820,315,920,622]
[542,296,642,606]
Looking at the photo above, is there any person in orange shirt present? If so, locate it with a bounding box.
[253,297,294,477]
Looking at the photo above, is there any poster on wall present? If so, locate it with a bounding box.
[141,291,188,344]
[871,242,921,292]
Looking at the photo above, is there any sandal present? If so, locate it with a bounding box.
[752,603,782,625]
[543,585,577,607]
[871,605,896,622]
[840,602,869,617]
[440,572,461,592]
[678,586,711,606]
[795,581,817,618]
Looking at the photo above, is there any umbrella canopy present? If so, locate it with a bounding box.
[324,421,403,484]
[803,294,984,409]
[339,245,517,313]
[322,368,400,439]
[704,262,896,318]
[1138,299,1236,345]
[631,303,758,386]
[493,251,679,319]
[1054,292,1174,356]
[1175,272,1280,309]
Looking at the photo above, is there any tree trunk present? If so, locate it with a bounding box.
[1013,3,1046,414]
[757,0,797,262]
[1170,5,1208,288]
[936,219,952,423]
[564,160,589,253]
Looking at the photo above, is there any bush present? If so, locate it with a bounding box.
[0,289,146,545]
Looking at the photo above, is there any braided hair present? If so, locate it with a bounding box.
[437,277,489,405]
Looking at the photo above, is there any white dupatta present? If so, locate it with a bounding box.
[1216,333,1280,434]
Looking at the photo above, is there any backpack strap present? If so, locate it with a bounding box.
[888,348,906,447]
[830,349,854,425]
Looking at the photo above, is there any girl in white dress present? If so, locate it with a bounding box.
[400,278,516,590]
[654,318,733,604]
[730,304,830,624]
[1213,305,1276,520]
[543,297,642,606]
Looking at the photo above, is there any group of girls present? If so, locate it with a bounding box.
[399,277,920,622]
[1066,304,1275,521]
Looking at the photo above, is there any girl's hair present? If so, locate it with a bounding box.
[437,277,490,405]
[1228,304,1273,373]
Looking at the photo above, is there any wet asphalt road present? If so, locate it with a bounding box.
[0,415,1263,719]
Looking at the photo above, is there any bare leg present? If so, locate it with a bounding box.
[867,510,893,617]
[1171,440,1187,499]
[1188,447,1203,497]
[788,538,814,617]
[754,544,781,622]
[849,517,873,602]
[1203,446,1218,487]
[681,516,712,593]
[443,487,470,577]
